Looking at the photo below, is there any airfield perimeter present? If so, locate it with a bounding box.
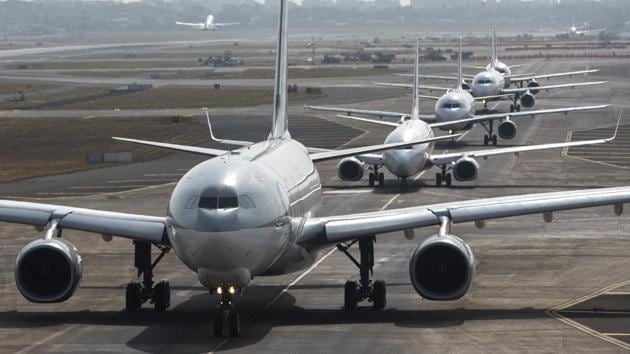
[1,31,630,353]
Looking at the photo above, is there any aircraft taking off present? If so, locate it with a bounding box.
[562,18,605,37]
[389,29,606,113]
[306,39,609,146]
[2,0,630,340]
[176,15,239,31]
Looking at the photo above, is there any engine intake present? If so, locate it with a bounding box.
[15,238,82,303]
[337,157,364,182]
[409,234,475,300]
[452,157,479,182]
[498,120,517,140]
[527,80,540,95]
[520,92,536,108]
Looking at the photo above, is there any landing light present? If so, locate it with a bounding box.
[228,286,236,294]
[217,287,223,294]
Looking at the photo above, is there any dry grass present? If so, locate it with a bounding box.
[0,117,210,182]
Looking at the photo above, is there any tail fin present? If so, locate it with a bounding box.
[456,37,463,90]
[410,38,420,120]
[271,0,290,139]
[490,27,497,69]
[206,15,214,27]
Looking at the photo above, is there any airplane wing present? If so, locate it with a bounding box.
[334,115,402,127]
[204,110,253,147]
[0,200,168,244]
[298,186,630,246]
[305,105,408,119]
[502,81,607,95]
[176,21,204,28]
[309,133,462,162]
[113,137,228,157]
[508,69,599,83]
[429,124,617,166]
[472,94,514,101]
[374,82,456,92]
[395,74,475,80]
[214,22,240,27]
[429,104,610,129]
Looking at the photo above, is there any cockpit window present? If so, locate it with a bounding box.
[218,196,238,209]
[443,103,460,109]
[199,197,218,209]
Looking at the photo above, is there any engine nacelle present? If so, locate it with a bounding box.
[409,234,475,300]
[461,81,470,90]
[527,80,540,95]
[498,120,518,140]
[15,238,82,303]
[520,92,536,108]
[337,157,364,182]
[452,157,479,182]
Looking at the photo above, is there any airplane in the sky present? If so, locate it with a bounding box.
[386,29,606,113]
[176,15,239,31]
[306,40,609,146]
[306,40,617,189]
[2,0,630,340]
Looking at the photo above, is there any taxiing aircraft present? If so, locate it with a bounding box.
[2,0,629,340]
[176,15,239,31]
[306,39,609,146]
[562,18,605,37]
[388,29,605,112]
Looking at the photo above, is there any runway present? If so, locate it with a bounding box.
[1,52,630,352]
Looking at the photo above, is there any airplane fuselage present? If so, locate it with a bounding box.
[434,90,476,132]
[471,69,505,98]
[165,139,321,289]
[382,119,434,178]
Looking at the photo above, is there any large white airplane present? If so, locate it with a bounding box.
[304,40,617,189]
[562,18,605,37]
[2,0,630,340]
[387,29,606,113]
[176,15,239,31]
[306,40,609,146]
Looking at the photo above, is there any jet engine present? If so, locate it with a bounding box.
[409,234,475,300]
[337,157,364,182]
[498,120,518,140]
[527,80,540,95]
[15,238,82,303]
[452,157,479,182]
[520,92,536,108]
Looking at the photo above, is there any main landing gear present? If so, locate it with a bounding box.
[510,92,521,113]
[125,241,171,312]
[213,285,240,337]
[435,165,452,187]
[338,237,386,311]
[399,176,409,192]
[369,165,385,187]
[480,120,498,146]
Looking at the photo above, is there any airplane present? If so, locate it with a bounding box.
[2,0,630,340]
[176,15,239,31]
[561,18,606,37]
[387,29,606,113]
[306,39,609,146]
[305,39,618,190]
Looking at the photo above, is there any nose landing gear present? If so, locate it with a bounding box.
[213,285,240,337]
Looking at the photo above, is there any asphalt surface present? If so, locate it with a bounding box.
[1,51,630,353]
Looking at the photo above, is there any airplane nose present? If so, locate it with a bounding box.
[384,150,422,177]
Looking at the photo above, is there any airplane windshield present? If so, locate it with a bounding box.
[199,194,240,210]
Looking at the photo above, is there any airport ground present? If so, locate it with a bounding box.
[1,33,630,353]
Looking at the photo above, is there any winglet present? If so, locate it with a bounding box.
[490,27,497,69]
[270,0,290,140]
[606,111,623,142]
[203,108,218,141]
[456,36,463,90]
[411,37,421,120]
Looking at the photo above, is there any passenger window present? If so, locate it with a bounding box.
[199,197,218,209]
[239,195,256,209]
[218,196,238,209]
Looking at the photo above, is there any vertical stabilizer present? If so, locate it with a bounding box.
[271,0,290,139]
[490,27,497,69]
[456,37,463,90]
[410,38,420,121]
[206,15,214,27]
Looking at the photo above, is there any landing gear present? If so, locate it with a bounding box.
[125,241,170,312]
[436,166,452,187]
[509,104,521,113]
[481,120,498,146]
[399,177,408,192]
[214,285,240,337]
[338,237,386,311]
[369,165,385,187]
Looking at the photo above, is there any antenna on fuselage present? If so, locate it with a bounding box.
[270,0,290,140]
[456,37,463,91]
[490,27,497,70]
[410,37,420,121]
